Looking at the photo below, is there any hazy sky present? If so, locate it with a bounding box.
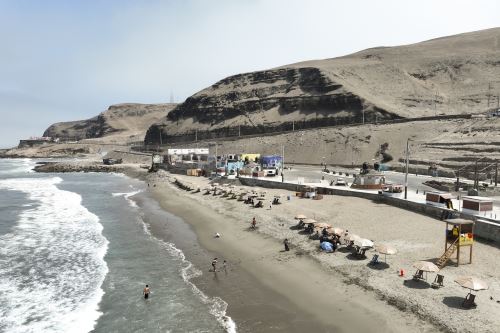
[0,0,498,148]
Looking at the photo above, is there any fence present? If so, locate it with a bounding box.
[146,113,472,145]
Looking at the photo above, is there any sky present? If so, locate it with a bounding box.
[0,0,499,148]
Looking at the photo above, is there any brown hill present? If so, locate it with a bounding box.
[145,28,500,143]
[44,103,176,144]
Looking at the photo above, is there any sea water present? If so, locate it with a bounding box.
[0,159,234,333]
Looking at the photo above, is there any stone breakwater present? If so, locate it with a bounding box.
[34,162,122,173]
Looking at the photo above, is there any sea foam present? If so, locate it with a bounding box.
[0,176,109,333]
[141,222,237,333]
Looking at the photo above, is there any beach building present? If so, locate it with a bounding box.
[240,153,260,163]
[426,191,454,208]
[351,171,386,190]
[261,155,282,176]
[462,196,493,214]
[18,136,55,148]
[167,148,209,164]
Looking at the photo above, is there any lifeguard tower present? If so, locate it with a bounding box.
[437,219,474,268]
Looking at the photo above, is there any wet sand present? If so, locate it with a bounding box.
[144,178,437,333]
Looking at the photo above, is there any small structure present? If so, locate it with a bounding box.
[426,191,454,208]
[462,196,493,214]
[437,218,474,268]
[240,153,260,163]
[261,155,282,176]
[351,171,386,190]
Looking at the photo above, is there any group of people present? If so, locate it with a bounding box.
[211,257,227,273]
[318,227,342,252]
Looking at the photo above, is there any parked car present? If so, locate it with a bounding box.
[335,177,347,186]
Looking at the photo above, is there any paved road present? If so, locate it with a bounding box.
[282,164,441,192]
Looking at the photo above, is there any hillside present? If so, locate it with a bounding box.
[45,103,176,144]
[145,28,500,143]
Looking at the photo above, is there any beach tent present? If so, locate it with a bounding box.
[320,242,334,252]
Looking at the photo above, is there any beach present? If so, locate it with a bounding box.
[141,170,500,333]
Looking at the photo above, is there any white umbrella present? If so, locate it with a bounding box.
[354,238,374,248]
[412,261,439,272]
[303,218,317,224]
[295,214,307,220]
[374,244,397,262]
[454,276,489,291]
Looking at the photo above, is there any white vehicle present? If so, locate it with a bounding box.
[335,177,347,186]
[263,168,277,176]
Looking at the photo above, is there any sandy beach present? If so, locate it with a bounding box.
[137,170,500,333]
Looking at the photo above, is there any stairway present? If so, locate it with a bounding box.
[437,238,459,268]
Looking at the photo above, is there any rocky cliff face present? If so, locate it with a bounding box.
[145,28,500,144]
[44,103,176,143]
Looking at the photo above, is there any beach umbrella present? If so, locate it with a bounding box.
[413,261,439,280]
[295,214,307,220]
[454,276,489,291]
[374,244,397,262]
[303,218,317,224]
[328,227,344,236]
[354,238,374,248]
[314,222,331,229]
[412,261,439,272]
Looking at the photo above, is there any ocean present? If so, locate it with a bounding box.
[0,159,235,333]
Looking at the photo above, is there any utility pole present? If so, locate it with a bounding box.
[404,138,409,200]
[495,161,498,187]
[474,160,478,190]
[362,109,365,125]
[215,143,218,176]
[292,121,295,132]
[487,83,492,108]
[238,125,241,137]
[195,130,198,142]
[281,145,285,183]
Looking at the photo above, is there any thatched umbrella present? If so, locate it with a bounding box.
[413,261,439,280]
[314,222,331,229]
[374,244,397,262]
[328,227,344,236]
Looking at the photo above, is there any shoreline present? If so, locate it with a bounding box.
[143,172,439,333]
[32,159,500,332]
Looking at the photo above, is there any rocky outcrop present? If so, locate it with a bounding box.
[44,103,176,142]
[145,27,500,144]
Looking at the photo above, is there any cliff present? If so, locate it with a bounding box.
[145,27,500,144]
[44,103,176,143]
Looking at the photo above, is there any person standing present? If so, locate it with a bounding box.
[223,260,227,272]
[211,258,218,272]
[283,238,290,251]
[143,285,150,299]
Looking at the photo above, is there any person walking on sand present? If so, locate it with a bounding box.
[143,285,150,299]
[211,258,218,272]
[223,260,227,272]
[251,217,256,229]
[283,238,290,251]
